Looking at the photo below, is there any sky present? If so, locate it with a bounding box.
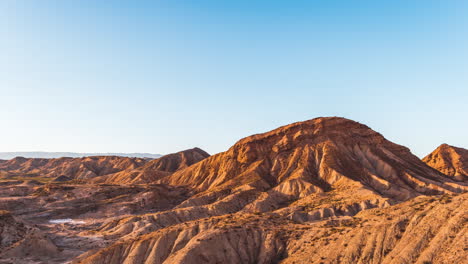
[0,0,467,157]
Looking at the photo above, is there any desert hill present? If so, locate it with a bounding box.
[69,117,467,264]
[162,117,463,199]
[0,156,148,180]
[94,148,210,184]
[423,144,468,181]
[0,117,466,264]
[0,152,162,160]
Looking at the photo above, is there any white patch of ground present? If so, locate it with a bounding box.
[49,218,85,224]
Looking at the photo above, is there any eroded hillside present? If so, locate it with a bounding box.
[0,156,148,180]
[0,117,466,264]
[95,148,210,184]
[423,144,468,181]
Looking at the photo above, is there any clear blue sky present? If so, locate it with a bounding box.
[1,1,467,157]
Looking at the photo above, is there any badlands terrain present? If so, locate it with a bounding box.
[0,117,466,264]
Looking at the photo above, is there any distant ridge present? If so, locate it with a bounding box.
[0,152,162,160]
[95,147,210,184]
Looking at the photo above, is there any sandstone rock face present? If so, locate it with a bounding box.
[96,148,210,184]
[0,156,148,180]
[423,144,468,181]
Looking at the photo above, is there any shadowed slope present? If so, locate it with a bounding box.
[0,210,59,261]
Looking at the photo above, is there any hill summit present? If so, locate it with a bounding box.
[163,117,463,200]
[96,148,210,184]
[423,143,468,181]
